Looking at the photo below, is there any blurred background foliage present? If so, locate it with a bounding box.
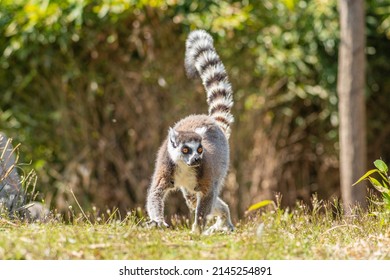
[1,0,390,220]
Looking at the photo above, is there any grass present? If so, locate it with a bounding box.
[1,197,389,260]
[3,139,388,260]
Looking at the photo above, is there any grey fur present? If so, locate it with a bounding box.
[146,30,234,234]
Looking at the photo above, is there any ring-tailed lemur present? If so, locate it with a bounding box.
[146,30,234,234]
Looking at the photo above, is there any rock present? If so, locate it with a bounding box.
[23,202,51,222]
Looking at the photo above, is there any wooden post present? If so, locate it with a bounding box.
[337,0,367,212]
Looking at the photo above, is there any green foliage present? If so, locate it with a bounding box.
[354,159,390,211]
[374,159,389,173]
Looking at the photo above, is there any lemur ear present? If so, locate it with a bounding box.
[195,126,207,137]
[168,127,179,148]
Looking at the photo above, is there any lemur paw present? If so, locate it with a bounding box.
[203,225,235,235]
[146,220,169,229]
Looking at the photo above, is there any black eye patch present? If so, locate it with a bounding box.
[182,146,191,154]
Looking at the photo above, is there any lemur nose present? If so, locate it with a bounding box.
[190,157,200,166]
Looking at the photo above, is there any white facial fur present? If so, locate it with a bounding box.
[168,140,203,166]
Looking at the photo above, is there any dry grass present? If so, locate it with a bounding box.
[0,198,389,260]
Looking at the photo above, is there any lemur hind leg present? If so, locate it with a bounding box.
[203,197,234,235]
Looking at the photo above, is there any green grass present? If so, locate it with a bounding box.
[1,199,389,260]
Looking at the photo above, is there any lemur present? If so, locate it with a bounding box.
[146,30,234,234]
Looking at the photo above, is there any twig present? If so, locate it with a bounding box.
[323,224,363,235]
[70,188,93,226]
[0,218,18,227]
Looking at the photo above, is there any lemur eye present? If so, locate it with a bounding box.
[182,147,190,154]
[197,146,203,154]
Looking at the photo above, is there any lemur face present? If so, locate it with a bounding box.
[168,128,204,167]
[178,141,204,166]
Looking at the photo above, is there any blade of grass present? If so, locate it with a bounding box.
[70,188,92,226]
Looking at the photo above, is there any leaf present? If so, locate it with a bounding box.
[247,200,274,212]
[377,170,390,183]
[382,193,390,210]
[383,192,390,201]
[352,169,378,186]
[374,159,388,173]
[368,177,390,194]
[282,0,297,10]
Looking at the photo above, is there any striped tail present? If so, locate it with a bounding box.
[185,30,234,139]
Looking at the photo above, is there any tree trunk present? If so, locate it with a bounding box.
[337,0,367,213]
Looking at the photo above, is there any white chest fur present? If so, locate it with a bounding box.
[174,162,198,192]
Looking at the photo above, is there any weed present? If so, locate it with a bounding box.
[354,159,390,213]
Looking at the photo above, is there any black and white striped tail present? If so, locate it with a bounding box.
[185,30,234,139]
